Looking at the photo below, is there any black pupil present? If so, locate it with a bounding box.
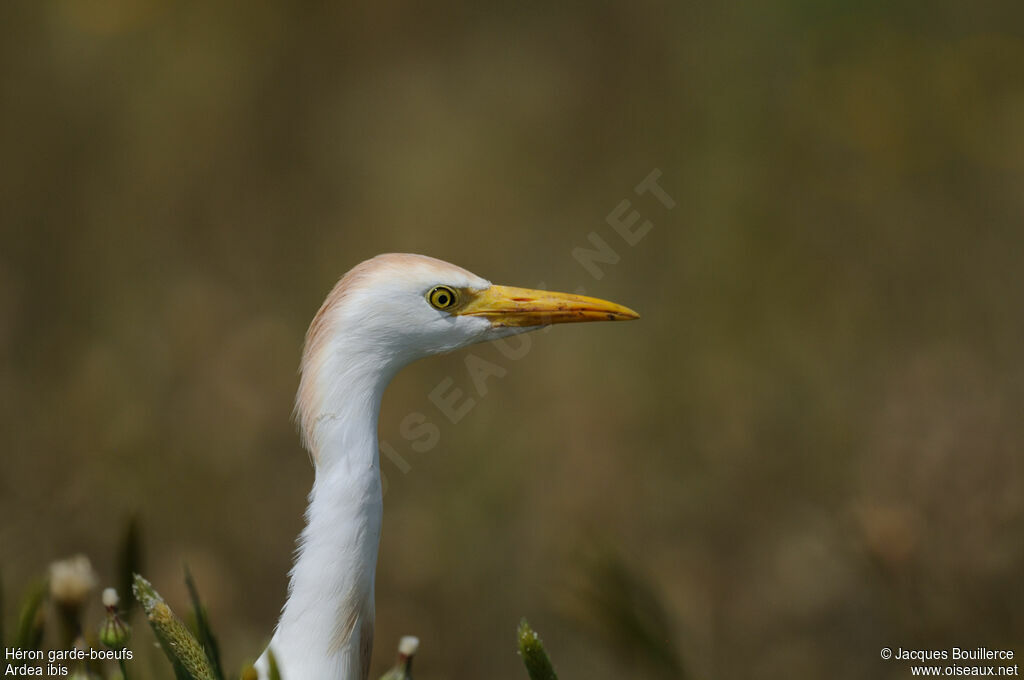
[438,293,449,305]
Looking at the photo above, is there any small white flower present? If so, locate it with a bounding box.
[49,555,98,607]
[102,587,120,608]
[398,636,419,657]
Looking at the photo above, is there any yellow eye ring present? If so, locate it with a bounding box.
[427,285,458,310]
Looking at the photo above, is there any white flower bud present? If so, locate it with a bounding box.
[398,636,419,657]
[49,555,98,607]
[102,587,120,608]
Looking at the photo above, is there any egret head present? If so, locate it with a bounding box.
[297,253,638,450]
[264,253,639,678]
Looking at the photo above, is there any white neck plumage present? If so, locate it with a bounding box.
[257,346,398,680]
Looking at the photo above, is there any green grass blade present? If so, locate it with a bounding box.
[133,574,216,680]
[14,580,47,652]
[517,619,559,680]
[117,516,144,620]
[571,551,687,679]
[184,565,225,680]
[266,649,282,680]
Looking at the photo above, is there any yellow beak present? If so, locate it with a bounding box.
[455,285,640,327]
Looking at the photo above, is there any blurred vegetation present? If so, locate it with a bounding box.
[1,558,562,680]
[2,1,1023,679]
[517,619,559,680]
[135,574,218,680]
[565,549,687,679]
[183,566,225,680]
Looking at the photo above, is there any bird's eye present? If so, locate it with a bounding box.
[427,285,458,310]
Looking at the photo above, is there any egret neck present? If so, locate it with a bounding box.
[263,338,397,680]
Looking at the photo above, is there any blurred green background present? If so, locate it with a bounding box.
[2,1,1023,678]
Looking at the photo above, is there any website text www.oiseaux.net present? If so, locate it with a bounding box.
[880,647,1018,677]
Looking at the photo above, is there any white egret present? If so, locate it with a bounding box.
[255,253,638,679]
